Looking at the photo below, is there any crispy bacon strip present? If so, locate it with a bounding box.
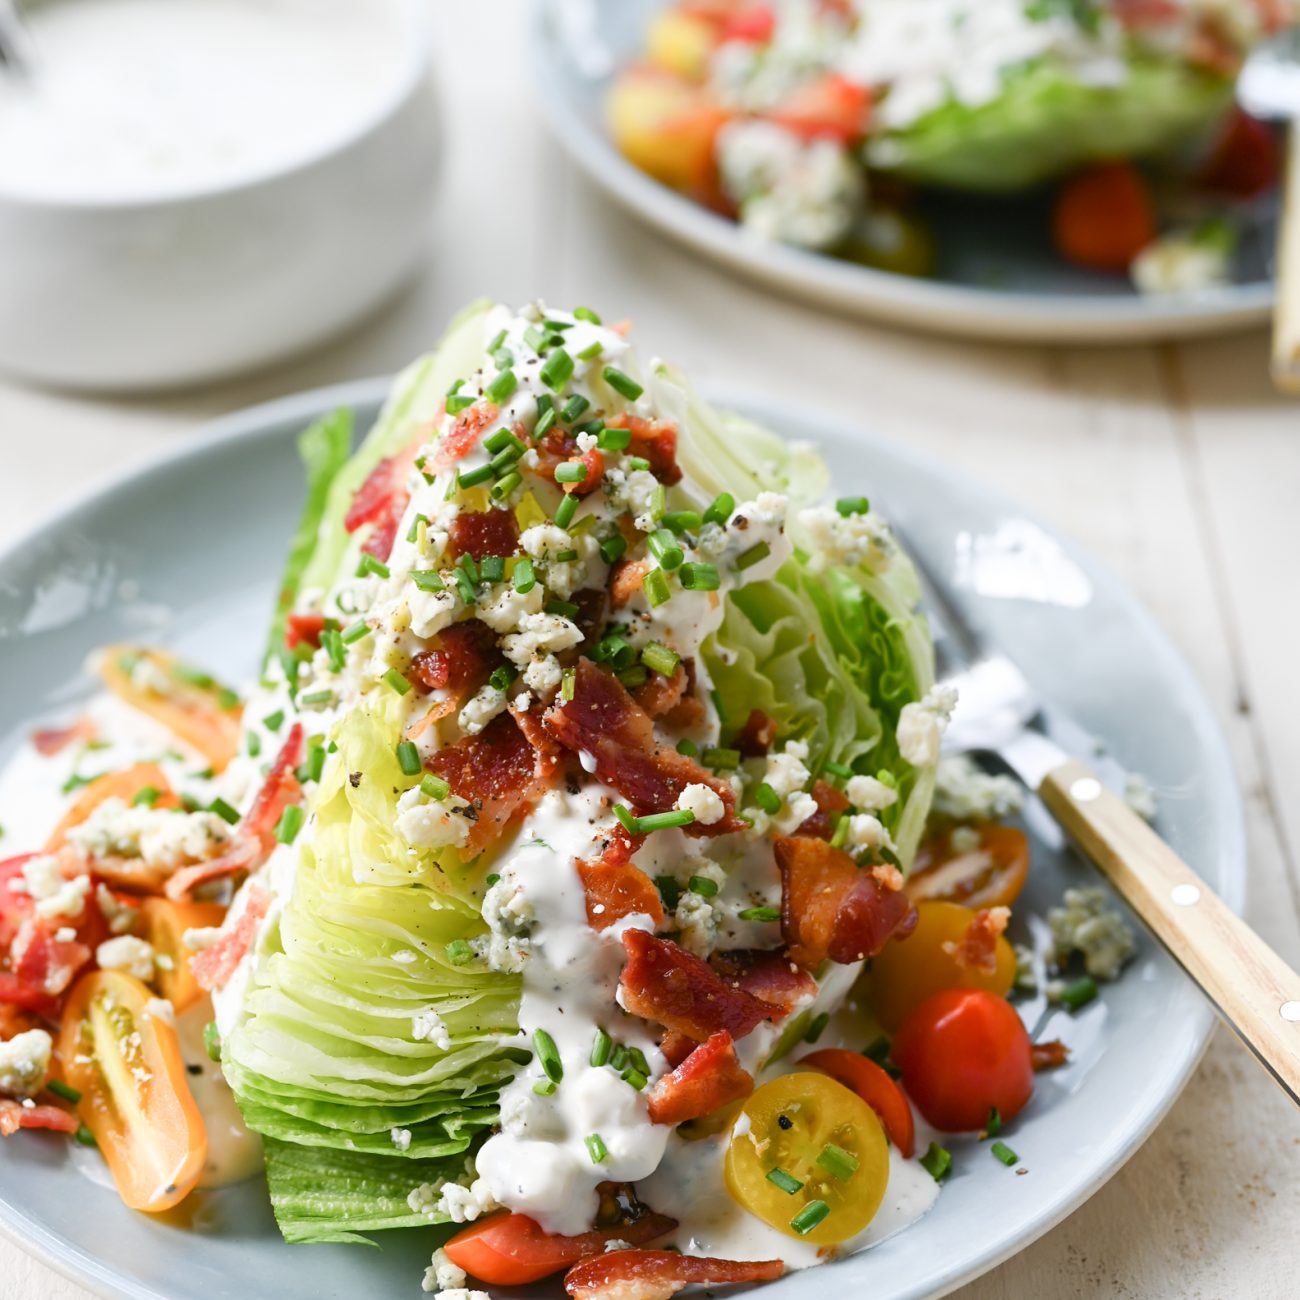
[633,662,688,720]
[564,1251,782,1300]
[543,661,742,836]
[732,709,777,758]
[775,834,917,970]
[408,620,501,695]
[620,930,778,1043]
[646,1030,752,1126]
[795,779,850,840]
[1032,1039,1070,1072]
[534,427,607,497]
[192,883,270,992]
[428,713,558,859]
[448,508,521,562]
[0,1100,78,1138]
[10,919,91,998]
[944,906,1010,976]
[601,415,682,485]
[31,717,96,757]
[345,441,422,562]
[577,829,661,931]
[166,725,304,900]
[432,401,498,470]
[657,1031,696,1069]
[710,949,817,1014]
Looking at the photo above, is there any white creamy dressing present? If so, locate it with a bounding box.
[0,0,413,202]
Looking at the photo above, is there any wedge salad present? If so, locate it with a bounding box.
[0,302,1132,1298]
[610,0,1292,291]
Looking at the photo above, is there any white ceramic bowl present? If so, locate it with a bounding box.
[0,0,439,392]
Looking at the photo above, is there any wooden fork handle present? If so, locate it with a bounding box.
[1039,758,1300,1105]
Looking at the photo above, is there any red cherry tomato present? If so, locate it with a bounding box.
[891,988,1033,1133]
[1051,162,1156,273]
[1199,108,1280,200]
[799,1048,915,1157]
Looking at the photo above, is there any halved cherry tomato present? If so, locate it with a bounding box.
[646,8,718,81]
[98,646,242,773]
[799,1048,914,1158]
[725,1072,888,1246]
[45,763,177,856]
[139,898,225,1014]
[769,73,870,143]
[906,826,1030,910]
[891,988,1033,1132]
[444,1210,677,1286]
[1051,162,1156,273]
[58,970,207,1211]
[869,900,1016,1032]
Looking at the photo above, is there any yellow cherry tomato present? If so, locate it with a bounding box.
[869,900,1016,1033]
[139,897,226,1014]
[725,1072,889,1246]
[607,67,729,194]
[646,9,717,82]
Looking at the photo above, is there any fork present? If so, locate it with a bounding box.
[899,531,1300,1106]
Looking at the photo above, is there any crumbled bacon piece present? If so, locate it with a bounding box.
[601,415,682,485]
[610,558,652,608]
[31,718,96,757]
[646,1030,753,1126]
[284,613,326,651]
[345,441,423,562]
[775,834,917,970]
[577,829,661,931]
[428,713,558,858]
[795,779,850,840]
[10,919,91,998]
[732,709,777,758]
[571,587,610,650]
[943,906,1010,976]
[432,401,498,470]
[658,1031,696,1069]
[534,428,606,497]
[633,661,688,719]
[564,1250,782,1300]
[619,930,779,1043]
[192,883,270,991]
[408,620,501,695]
[1032,1039,1070,1072]
[0,1100,79,1138]
[448,508,521,562]
[710,949,816,1014]
[543,661,743,836]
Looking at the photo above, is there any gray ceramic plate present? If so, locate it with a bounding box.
[0,379,1242,1300]
[528,0,1276,343]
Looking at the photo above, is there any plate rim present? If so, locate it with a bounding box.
[525,0,1274,344]
[0,376,1243,1300]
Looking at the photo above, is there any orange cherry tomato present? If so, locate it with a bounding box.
[869,900,1016,1033]
[891,988,1033,1132]
[799,1047,915,1157]
[58,970,207,1211]
[138,898,225,1014]
[906,826,1030,911]
[45,763,177,856]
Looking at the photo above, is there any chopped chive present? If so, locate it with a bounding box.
[341,621,371,645]
[585,1133,608,1163]
[209,797,240,826]
[491,347,514,370]
[590,1028,613,1067]
[513,558,537,593]
[534,1029,564,1082]
[617,665,648,690]
[322,627,346,672]
[641,642,680,677]
[574,306,602,324]
[739,906,781,923]
[986,1107,1003,1138]
[412,569,446,593]
[920,1142,952,1182]
[703,492,735,527]
[735,541,771,572]
[597,424,632,452]
[396,741,422,776]
[524,324,549,353]
[356,553,390,580]
[595,632,636,670]
[485,369,518,404]
[533,1078,558,1096]
[688,874,719,898]
[678,562,721,592]
[622,1068,648,1091]
[173,664,215,689]
[561,668,576,702]
[603,366,643,400]
[648,484,666,521]
[654,875,681,910]
[817,1143,860,1183]
[485,873,500,886]
[457,463,495,490]
[382,668,412,696]
[754,783,781,814]
[203,1022,221,1062]
[74,1124,97,1148]
[643,568,671,607]
[489,446,524,475]
[299,689,335,708]
[47,1079,81,1104]
[262,709,286,731]
[131,786,162,808]
[991,1141,1019,1167]
[610,1044,629,1072]
[1060,976,1099,1011]
[540,348,575,391]
[247,733,262,758]
[554,549,578,563]
[599,533,628,564]
[555,461,588,485]
[274,804,305,845]
[446,392,475,415]
[628,1047,649,1075]
[445,939,474,966]
[491,471,522,501]
[573,419,606,438]
[613,804,639,834]
[487,328,508,353]
[662,511,702,535]
[638,809,696,833]
[554,493,579,529]
[766,1167,803,1195]
[824,759,854,779]
[454,567,478,604]
[545,599,580,620]
[804,1013,831,1044]
[421,774,450,800]
[217,687,241,711]
[480,555,505,584]
[829,814,850,849]
[646,529,684,571]
[534,406,558,439]
[675,738,698,757]
[625,456,651,472]
[836,496,870,517]
[790,1200,830,1236]
[561,394,590,423]
[864,1036,894,1069]
[701,747,740,770]
[488,664,518,692]
[577,340,603,361]
[407,512,430,544]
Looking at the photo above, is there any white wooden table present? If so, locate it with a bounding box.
[2,6,1298,1298]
